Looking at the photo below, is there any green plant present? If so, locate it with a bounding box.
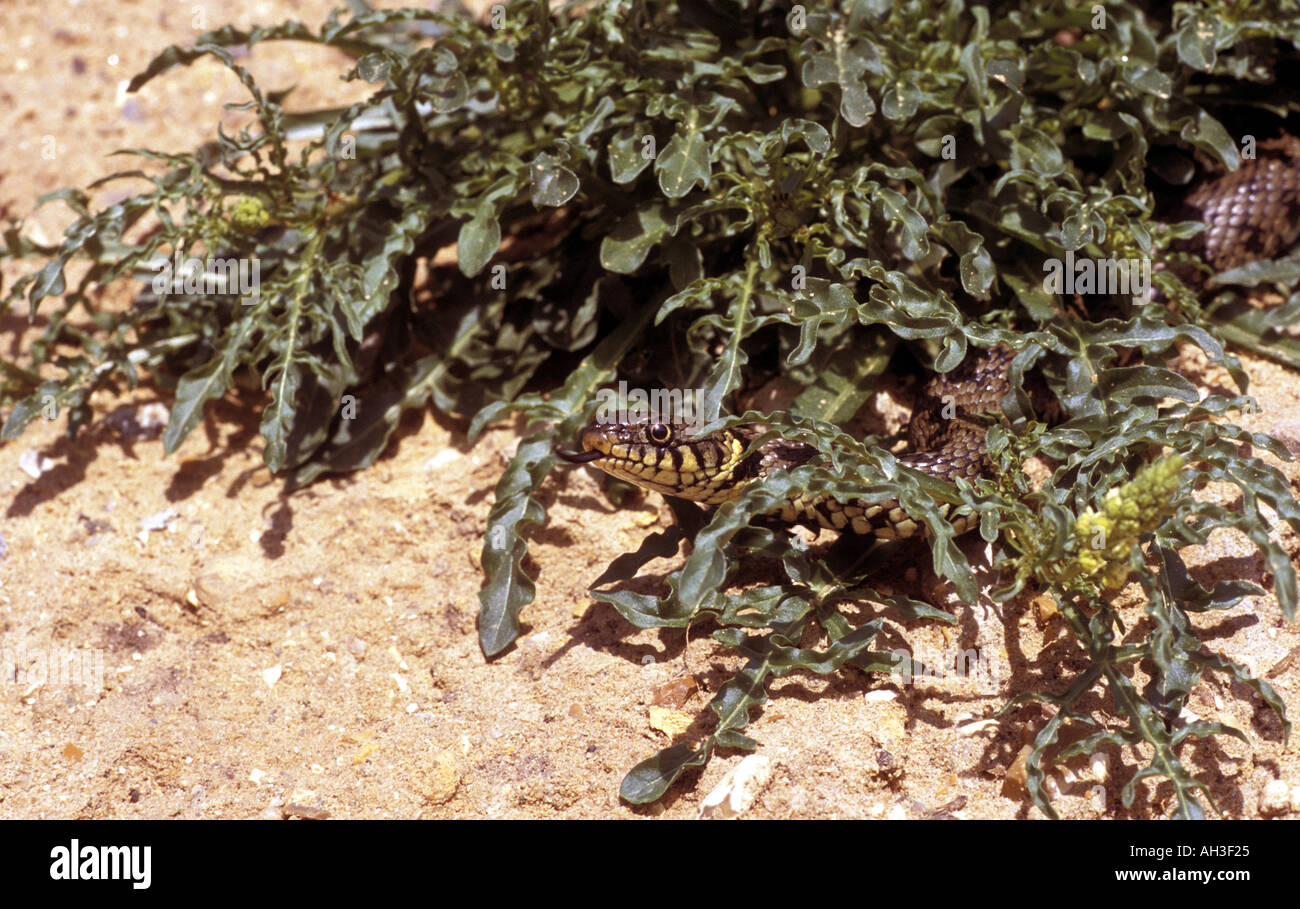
[3,0,1299,817]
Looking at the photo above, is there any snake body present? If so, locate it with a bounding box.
[558,138,1300,539]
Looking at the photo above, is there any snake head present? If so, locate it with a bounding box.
[555,422,751,504]
[555,421,685,466]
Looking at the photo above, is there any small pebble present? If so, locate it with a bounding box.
[1260,779,1291,816]
[415,750,460,806]
[18,449,54,480]
[139,508,178,532]
[1044,775,1061,800]
[699,755,774,819]
[862,689,898,703]
[425,450,462,471]
[1090,785,1107,811]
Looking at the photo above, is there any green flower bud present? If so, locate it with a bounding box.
[229,197,270,232]
[1073,454,1185,588]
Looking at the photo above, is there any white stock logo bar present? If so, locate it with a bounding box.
[593,382,705,430]
[152,251,260,301]
[890,645,1003,690]
[2,639,105,696]
[1042,251,1152,297]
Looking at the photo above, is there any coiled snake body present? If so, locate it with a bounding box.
[558,137,1300,539]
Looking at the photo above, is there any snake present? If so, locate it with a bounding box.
[557,136,1300,540]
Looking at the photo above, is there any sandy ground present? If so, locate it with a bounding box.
[1,0,1299,820]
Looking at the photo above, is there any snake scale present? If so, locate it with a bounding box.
[558,136,1300,539]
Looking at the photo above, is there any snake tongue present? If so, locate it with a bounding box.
[555,447,602,463]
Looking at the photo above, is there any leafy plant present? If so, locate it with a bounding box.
[3,0,1300,817]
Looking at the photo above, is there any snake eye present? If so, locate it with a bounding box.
[647,423,673,444]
